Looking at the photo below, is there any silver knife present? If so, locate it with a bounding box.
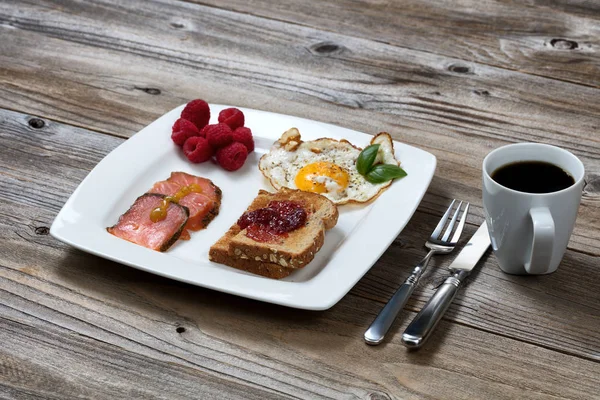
[401,222,491,349]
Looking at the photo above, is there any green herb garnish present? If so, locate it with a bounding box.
[365,164,407,183]
[356,143,407,183]
[356,144,380,175]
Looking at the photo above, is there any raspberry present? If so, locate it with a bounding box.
[232,127,254,153]
[218,108,245,130]
[215,142,248,171]
[181,99,210,130]
[183,136,213,163]
[203,123,233,149]
[199,124,210,138]
[171,118,200,146]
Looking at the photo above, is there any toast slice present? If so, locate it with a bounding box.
[209,225,294,279]
[228,188,338,269]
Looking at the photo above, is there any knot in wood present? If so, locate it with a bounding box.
[170,22,185,29]
[176,326,186,333]
[135,87,161,95]
[35,226,50,235]
[583,173,600,197]
[448,64,471,74]
[28,118,45,129]
[474,89,490,96]
[367,392,392,400]
[309,41,344,56]
[394,238,407,249]
[550,39,578,50]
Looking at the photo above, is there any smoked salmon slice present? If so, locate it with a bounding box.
[107,193,189,252]
[167,172,221,203]
[150,172,222,237]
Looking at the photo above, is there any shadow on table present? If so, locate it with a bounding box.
[55,246,455,356]
[495,249,600,313]
[55,248,338,333]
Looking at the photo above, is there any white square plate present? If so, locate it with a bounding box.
[51,104,436,310]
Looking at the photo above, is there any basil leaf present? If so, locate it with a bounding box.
[356,144,380,175]
[365,164,407,184]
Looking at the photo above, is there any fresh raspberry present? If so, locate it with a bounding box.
[199,124,210,138]
[171,118,200,146]
[218,108,245,130]
[181,99,210,130]
[232,127,254,153]
[215,142,248,171]
[183,136,213,163]
[203,123,233,149]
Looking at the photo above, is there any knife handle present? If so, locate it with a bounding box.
[401,272,465,349]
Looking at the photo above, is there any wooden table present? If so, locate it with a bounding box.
[1,1,599,398]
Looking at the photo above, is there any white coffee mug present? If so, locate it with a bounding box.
[482,143,585,275]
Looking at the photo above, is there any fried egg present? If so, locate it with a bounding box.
[259,128,400,204]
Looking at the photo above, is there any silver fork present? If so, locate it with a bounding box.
[364,200,470,345]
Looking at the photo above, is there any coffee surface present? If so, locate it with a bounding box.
[491,161,575,194]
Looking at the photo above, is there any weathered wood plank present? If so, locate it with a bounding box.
[0,316,295,400]
[190,0,600,87]
[1,0,599,257]
[3,272,600,400]
[2,0,600,143]
[1,105,599,367]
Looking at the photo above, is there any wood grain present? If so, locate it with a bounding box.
[2,0,600,143]
[0,317,296,400]
[0,106,599,395]
[190,0,600,87]
[1,0,600,397]
[3,272,600,400]
[1,0,599,258]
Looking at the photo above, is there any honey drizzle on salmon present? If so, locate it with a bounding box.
[149,172,222,238]
[150,184,202,222]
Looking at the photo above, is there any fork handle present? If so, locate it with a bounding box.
[364,250,435,345]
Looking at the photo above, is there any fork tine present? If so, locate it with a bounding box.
[441,201,463,242]
[450,202,470,243]
[431,199,456,239]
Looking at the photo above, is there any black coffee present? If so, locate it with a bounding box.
[491,161,575,194]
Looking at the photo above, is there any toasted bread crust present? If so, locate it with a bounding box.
[208,225,293,279]
[209,246,293,279]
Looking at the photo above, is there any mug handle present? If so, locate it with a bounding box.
[525,207,555,274]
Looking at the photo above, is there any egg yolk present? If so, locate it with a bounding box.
[294,162,349,194]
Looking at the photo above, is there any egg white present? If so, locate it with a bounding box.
[259,131,400,204]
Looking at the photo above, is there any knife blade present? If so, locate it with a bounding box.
[401,222,491,349]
